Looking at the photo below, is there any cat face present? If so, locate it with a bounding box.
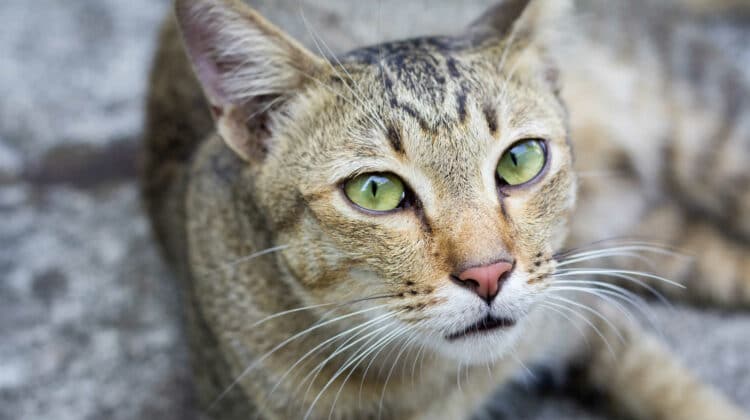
[177,0,575,363]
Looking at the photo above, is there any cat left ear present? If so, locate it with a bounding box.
[470,0,571,43]
[469,0,571,90]
[175,0,325,161]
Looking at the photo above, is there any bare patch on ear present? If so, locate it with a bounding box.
[174,0,324,161]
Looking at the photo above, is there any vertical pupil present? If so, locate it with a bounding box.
[510,151,519,166]
[370,179,378,197]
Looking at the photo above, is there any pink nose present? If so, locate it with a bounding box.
[455,261,514,302]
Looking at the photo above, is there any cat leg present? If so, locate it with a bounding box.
[570,305,748,420]
[625,203,750,308]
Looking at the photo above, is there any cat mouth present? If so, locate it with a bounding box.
[445,315,516,341]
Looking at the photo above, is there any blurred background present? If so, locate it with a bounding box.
[1,1,748,419]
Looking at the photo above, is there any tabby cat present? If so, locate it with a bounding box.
[141,0,750,418]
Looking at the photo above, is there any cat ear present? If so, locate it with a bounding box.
[469,0,571,90]
[470,0,571,42]
[174,0,325,161]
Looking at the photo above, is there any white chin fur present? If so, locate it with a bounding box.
[428,325,523,365]
[416,278,537,365]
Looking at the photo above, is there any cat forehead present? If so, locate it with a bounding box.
[319,40,552,145]
[332,36,550,133]
[341,36,489,125]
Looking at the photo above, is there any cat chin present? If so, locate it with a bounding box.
[427,326,524,365]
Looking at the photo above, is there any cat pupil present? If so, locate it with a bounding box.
[510,152,518,166]
[370,179,378,196]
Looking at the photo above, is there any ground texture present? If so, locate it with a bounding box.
[1,1,748,419]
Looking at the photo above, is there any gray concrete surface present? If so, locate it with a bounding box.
[0,1,748,419]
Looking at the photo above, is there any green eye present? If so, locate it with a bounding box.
[496,139,546,186]
[344,173,406,212]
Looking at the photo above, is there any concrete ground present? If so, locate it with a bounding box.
[1,1,748,419]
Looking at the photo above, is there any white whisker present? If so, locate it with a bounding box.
[554,240,684,260]
[538,303,591,347]
[547,286,636,324]
[328,322,406,419]
[378,332,420,420]
[269,311,399,399]
[554,269,685,289]
[549,281,664,337]
[210,304,390,409]
[298,318,405,404]
[327,321,407,420]
[542,300,616,357]
[303,324,409,420]
[357,325,412,407]
[546,295,625,343]
[206,244,288,273]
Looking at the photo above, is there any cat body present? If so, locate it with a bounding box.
[142,0,750,418]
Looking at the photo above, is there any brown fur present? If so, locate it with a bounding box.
[141,0,750,419]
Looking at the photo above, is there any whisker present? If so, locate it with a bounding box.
[456,360,464,395]
[357,325,411,407]
[410,337,430,386]
[557,245,688,265]
[327,321,409,420]
[537,303,591,347]
[546,295,625,343]
[298,323,386,407]
[328,322,406,419]
[554,239,684,260]
[210,304,391,410]
[508,345,536,381]
[378,332,420,420]
[553,272,673,308]
[548,282,664,337]
[547,286,636,324]
[269,311,399,400]
[542,300,616,357]
[299,318,404,404]
[232,293,399,334]
[554,269,685,289]
[551,280,652,314]
[304,324,410,420]
[557,250,658,269]
[203,244,288,274]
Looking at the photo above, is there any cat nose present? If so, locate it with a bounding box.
[453,261,514,302]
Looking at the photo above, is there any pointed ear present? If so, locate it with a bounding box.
[470,0,571,42]
[174,0,325,161]
[469,0,571,90]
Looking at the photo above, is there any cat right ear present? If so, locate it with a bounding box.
[174,0,325,161]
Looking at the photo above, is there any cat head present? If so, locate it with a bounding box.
[176,0,576,364]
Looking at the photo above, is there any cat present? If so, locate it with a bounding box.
[141,0,750,418]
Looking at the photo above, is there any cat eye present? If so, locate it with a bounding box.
[344,173,406,212]
[496,139,547,186]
